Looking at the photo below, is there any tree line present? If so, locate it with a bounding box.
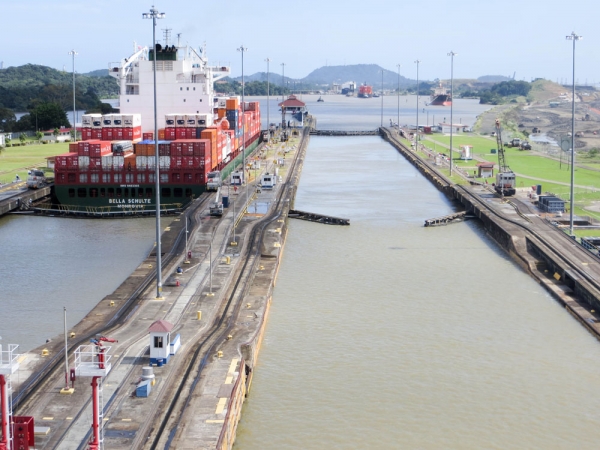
[0,64,119,133]
[460,80,533,105]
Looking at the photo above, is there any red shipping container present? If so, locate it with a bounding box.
[89,157,102,170]
[143,132,154,140]
[171,156,183,169]
[82,128,93,140]
[192,139,210,157]
[170,141,183,156]
[181,141,193,157]
[54,152,77,170]
[89,141,112,157]
[132,126,142,140]
[174,128,185,140]
[122,126,143,141]
[159,142,170,156]
[114,128,125,140]
[165,127,176,140]
[101,128,114,140]
[66,153,79,170]
[185,128,195,139]
[182,156,194,168]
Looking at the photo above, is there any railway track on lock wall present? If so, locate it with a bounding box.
[383,127,600,309]
[145,128,308,450]
[12,192,212,415]
[454,184,600,295]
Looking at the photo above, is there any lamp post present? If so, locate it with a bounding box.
[142,6,165,299]
[414,60,421,143]
[265,57,270,139]
[396,64,401,129]
[281,62,285,129]
[68,50,77,140]
[566,32,582,236]
[237,45,247,208]
[380,69,384,128]
[448,51,457,176]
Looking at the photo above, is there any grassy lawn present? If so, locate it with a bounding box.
[0,142,69,183]
[425,134,498,156]
[574,229,600,238]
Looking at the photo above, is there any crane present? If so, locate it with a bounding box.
[74,335,118,450]
[209,187,223,216]
[494,119,516,196]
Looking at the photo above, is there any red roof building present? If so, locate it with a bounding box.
[277,95,307,129]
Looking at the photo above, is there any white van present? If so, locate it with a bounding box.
[260,172,276,189]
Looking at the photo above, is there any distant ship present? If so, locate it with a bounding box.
[429,82,451,106]
[357,83,373,98]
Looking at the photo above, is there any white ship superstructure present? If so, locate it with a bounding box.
[109,43,230,132]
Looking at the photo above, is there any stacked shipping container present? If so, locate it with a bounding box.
[55,104,260,191]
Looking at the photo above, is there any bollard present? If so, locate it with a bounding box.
[197,311,202,320]
[225,256,231,265]
[41,348,49,357]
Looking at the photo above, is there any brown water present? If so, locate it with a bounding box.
[0,215,164,351]
[234,136,600,449]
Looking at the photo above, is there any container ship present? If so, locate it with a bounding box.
[53,41,261,214]
[357,83,373,98]
[429,82,451,106]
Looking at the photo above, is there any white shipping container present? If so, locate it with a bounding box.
[112,155,124,170]
[82,114,100,128]
[185,114,197,127]
[147,156,156,169]
[122,114,142,128]
[136,156,148,170]
[175,115,186,127]
[111,114,123,128]
[196,113,213,127]
[78,156,90,169]
[82,113,103,129]
[159,156,171,169]
[101,155,113,170]
[217,97,228,108]
[165,114,177,127]
[102,114,113,127]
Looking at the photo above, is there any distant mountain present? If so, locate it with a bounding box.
[235,64,415,90]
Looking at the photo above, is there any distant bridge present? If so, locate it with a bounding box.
[309,129,380,136]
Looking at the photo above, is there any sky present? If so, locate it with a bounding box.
[2,0,599,84]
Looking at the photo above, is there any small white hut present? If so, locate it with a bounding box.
[148,319,173,366]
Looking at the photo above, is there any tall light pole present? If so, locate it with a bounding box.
[142,6,165,299]
[414,60,421,143]
[68,50,78,139]
[448,51,457,176]
[396,64,401,129]
[566,32,582,236]
[380,69,384,127]
[237,45,247,208]
[265,57,270,137]
[281,62,285,129]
